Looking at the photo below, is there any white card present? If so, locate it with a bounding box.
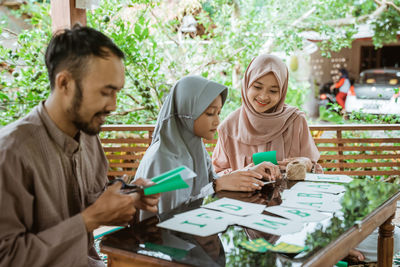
[173,208,241,224]
[264,205,329,222]
[238,214,303,235]
[281,189,342,202]
[289,182,346,194]
[202,198,265,216]
[280,199,341,212]
[157,215,228,237]
[305,173,353,183]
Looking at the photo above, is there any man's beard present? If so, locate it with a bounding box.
[68,81,108,136]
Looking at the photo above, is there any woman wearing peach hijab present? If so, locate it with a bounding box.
[212,54,321,175]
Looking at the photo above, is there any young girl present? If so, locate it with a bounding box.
[135,75,278,215]
[212,54,321,174]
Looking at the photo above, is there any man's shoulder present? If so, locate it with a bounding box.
[0,109,43,152]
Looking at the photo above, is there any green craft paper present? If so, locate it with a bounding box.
[240,238,306,254]
[253,151,278,165]
[144,242,188,260]
[151,166,186,183]
[144,173,189,195]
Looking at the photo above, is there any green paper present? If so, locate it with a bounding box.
[143,166,189,196]
[144,173,189,195]
[240,238,272,252]
[240,238,306,254]
[151,166,186,183]
[144,242,188,260]
[253,151,278,165]
[335,261,348,267]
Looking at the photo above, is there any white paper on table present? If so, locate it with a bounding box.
[76,0,100,9]
[264,205,329,222]
[238,214,304,235]
[280,199,341,212]
[173,208,241,224]
[281,189,342,202]
[289,182,346,194]
[305,173,353,183]
[201,198,266,216]
[157,215,228,237]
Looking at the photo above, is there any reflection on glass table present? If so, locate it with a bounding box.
[100,179,400,267]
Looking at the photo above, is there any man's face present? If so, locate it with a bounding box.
[67,54,125,135]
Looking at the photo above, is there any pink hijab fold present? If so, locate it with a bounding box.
[218,54,319,161]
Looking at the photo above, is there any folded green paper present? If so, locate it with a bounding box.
[143,166,195,196]
[253,151,278,165]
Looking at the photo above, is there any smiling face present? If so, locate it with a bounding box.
[66,53,125,135]
[246,72,281,113]
[193,95,222,140]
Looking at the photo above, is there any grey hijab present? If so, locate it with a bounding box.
[135,75,228,215]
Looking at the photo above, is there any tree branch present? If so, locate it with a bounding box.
[324,1,391,27]
[113,106,146,116]
[126,93,141,105]
[189,46,245,75]
[291,7,316,26]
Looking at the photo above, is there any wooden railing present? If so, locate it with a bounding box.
[100,124,400,179]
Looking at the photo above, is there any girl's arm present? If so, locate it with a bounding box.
[212,133,233,175]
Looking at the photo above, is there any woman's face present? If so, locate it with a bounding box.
[246,72,281,113]
[193,95,222,140]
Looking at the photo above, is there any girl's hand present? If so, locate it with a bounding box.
[215,170,264,192]
[245,162,281,180]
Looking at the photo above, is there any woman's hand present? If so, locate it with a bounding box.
[245,162,281,180]
[215,170,264,192]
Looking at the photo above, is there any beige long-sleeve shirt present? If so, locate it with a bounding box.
[212,114,320,174]
[0,102,108,267]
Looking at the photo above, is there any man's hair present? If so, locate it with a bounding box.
[45,24,125,90]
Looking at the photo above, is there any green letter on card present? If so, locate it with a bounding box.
[219,204,242,211]
[181,220,206,228]
[307,184,330,189]
[196,213,223,220]
[286,209,310,217]
[297,193,323,198]
[254,219,287,230]
[317,175,339,180]
[297,202,322,208]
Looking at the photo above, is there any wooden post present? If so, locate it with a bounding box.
[337,130,344,171]
[50,0,86,33]
[378,214,395,267]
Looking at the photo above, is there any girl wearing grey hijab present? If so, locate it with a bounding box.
[135,76,265,216]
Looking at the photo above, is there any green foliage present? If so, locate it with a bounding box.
[1,0,400,125]
[0,3,51,126]
[306,179,399,251]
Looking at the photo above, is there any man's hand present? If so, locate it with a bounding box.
[132,178,160,213]
[245,162,281,180]
[82,181,139,232]
[215,170,264,192]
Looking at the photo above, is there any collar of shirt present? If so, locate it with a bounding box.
[37,101,80,156]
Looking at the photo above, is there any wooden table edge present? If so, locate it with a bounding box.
[302,191,400,267]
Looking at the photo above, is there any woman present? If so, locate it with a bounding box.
[212,54,321,175]
[135,75,277,216]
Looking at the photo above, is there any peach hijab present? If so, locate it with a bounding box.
[218,54,319,161]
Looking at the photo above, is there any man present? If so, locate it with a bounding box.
[0,25,159,266]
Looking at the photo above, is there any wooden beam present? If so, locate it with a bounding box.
[50,0,86,33]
